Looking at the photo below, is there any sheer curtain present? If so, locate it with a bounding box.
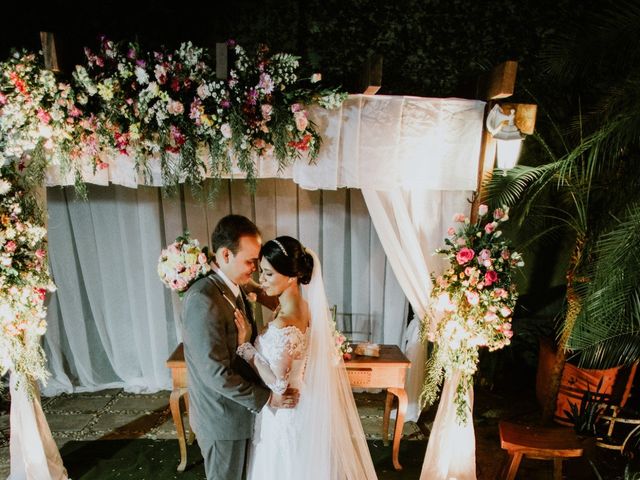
[42,181,405,394]
[362,189,470,421]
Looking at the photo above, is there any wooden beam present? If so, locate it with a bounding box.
[215,43,228,80]
[361,54,383,95]
[40,32,60,73]
[485,60,518,100]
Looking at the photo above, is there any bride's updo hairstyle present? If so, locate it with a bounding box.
[261,236,314,285]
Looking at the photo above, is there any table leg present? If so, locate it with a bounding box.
[387,387,407,471]
[169,389,188,472]
[553,458,563,480]
[505,452,522,480]
[183,392,196,445]
[382,390,394,445]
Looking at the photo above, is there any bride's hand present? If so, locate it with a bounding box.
[233,309,252,345]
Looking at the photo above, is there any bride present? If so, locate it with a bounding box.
[234,236,378,480]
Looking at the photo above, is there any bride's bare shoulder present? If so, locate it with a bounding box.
[272,312,309,333]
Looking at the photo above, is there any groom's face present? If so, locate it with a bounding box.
[221,235,261,285]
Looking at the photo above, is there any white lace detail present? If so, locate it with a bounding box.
[259,325,307,362]
[236,342,257,362]
[252,324,308,396]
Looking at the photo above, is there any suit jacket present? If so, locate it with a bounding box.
[181,272,270,441]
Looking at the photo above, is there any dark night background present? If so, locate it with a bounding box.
[0,0,592,98]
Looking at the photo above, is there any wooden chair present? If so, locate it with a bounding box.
[331,305,373,343]
[499,421,585,480]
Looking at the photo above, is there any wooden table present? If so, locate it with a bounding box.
[345,344,411,471]
[166,343,410,472]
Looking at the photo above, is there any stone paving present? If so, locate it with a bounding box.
[0,389,423,478]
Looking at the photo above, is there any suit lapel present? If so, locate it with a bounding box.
[209,272,238,312]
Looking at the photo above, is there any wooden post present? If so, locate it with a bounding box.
[215,43,228,80]
[361,54,383,95]
[470,61,518,222]
[40,32,61,73]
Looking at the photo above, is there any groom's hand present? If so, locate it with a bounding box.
[269,388,299,409]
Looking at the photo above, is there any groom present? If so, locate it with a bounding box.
[181,214,297,480]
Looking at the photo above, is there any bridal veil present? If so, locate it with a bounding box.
[294,249,378,479]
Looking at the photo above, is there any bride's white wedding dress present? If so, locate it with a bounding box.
[246,324,309,480]
[239,249,378,480]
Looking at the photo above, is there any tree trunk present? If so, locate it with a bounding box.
[541,236,586,424]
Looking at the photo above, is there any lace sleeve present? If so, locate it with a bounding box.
[241,327,306,395]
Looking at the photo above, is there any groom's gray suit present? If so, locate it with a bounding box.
[181,271,270,480]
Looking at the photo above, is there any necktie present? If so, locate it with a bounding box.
[235,292,248,317]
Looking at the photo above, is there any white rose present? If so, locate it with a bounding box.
[220,123,232,139]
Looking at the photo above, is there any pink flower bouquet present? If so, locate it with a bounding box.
[421,204,524,423]
[157,233,212,295]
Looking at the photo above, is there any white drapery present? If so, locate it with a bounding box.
[8,374,68,480]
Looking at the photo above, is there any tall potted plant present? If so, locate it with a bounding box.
[485,3,640,422]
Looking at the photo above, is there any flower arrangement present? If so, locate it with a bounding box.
[420,204,524,423]
[329,308,353,360]
[0,38,348,193]
[0,166,55,392]
[157,232,213,295]
[334,328,353,361]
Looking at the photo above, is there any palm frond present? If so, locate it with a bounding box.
[567,204,640,368]
[569,334,640,370]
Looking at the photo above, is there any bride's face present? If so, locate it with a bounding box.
[259,258,291,297]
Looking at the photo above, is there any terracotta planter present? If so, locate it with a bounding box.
[536,337,631,425]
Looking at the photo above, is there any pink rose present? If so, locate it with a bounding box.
[478,204,489,216]
[5,240,17,253]
[501,249,510,260]
[500,306,512,317]
[294,111,308,131]
[453,213,466,223]
[484,222,497,234]
[493,208,506,220]
[493,288,508,299]
[484,270,498,285]
[464,266,475,276]
[261,104,273,119]
[35,249,46,259]
[167,100,184,115]
[484,312,499,323]
[479,248,491,260]
[456,247,475,265]
[447,227,456,236]
[291,103,303,113]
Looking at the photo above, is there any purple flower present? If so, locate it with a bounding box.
[246,88,258,106]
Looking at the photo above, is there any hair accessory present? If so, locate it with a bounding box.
[272,239,288,256]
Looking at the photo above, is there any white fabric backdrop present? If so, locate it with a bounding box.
[42,181,407,395]
[44,95,485,193]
